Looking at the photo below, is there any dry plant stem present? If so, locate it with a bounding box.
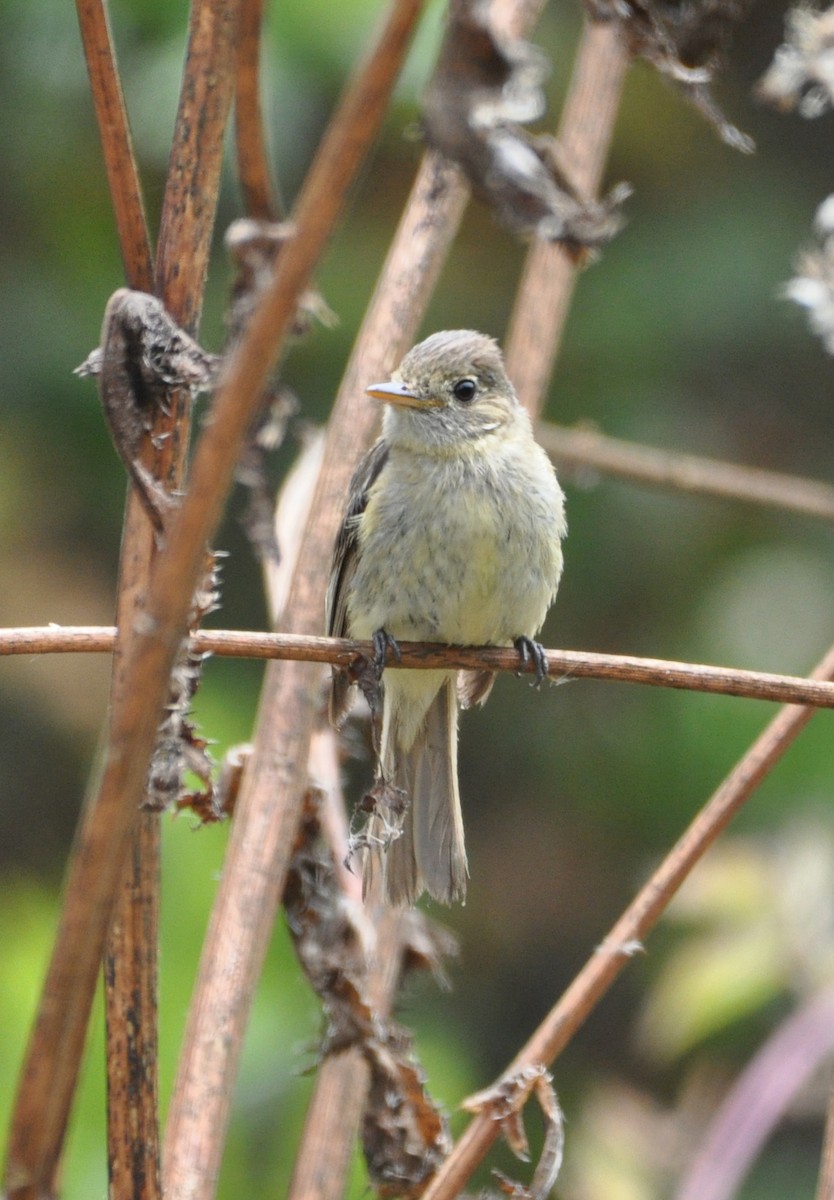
[264,441,387,1200]
[421,641,834,1200]
[262,440,357,902]
[75,2,160,1194]
[75,0,154,290]
[8,627,834,711]
[157,5,430,1196]
[263,446,383,1199]
[539,421,834,523]
[4,5,242,1198]
[234,0,279,219]
[817,1063,834,1200]
[105,508,165,1200]
[104,818,162,1200]
[288,908,407,1200]
[504,18,629,411]
[105,3,245,1195]
[155,1,243,327]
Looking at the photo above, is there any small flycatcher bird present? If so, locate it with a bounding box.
[327,330,567,906]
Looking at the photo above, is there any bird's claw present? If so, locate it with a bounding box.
[514,635,549,687]
[372,628,401,678]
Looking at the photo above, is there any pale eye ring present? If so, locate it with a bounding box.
[453,378,477,403]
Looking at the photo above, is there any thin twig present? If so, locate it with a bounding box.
[74,0,154,291]
[7,626,834,712]
[234,0,280,220]
[420,639,834,1200]
[160,5,429,1197]
[4,4,243,1197]
[504,17,629,413]
[539,421,834,523]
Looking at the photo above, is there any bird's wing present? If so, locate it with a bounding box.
[326,437,390,725]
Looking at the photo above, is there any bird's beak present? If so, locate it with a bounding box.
[366,380,443,409]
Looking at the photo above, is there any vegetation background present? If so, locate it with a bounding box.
[2,0,834,1195]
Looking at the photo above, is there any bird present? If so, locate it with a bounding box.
[326,330,567,906]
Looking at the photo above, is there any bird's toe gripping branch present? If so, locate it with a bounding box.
[514,635,549,687]
[372,627,402,678]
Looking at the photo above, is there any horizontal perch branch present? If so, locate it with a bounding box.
[539,421,834,523]
[5,625,834,710]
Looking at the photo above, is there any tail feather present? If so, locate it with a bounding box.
[368,674,468,906]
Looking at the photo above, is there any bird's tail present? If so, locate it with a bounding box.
[365,673,468,906]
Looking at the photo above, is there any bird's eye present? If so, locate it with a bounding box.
[452,378,477,403]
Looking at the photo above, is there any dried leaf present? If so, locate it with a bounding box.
[586,0,755,151]
[284,793,456,1195]
[421,0,628,247]
[178,742,251,822]
[464,1066,565,1200]
[756,4,834,116]
[76,288,219,531]
[363,1030,452,1198]
[225,218,337,343]
[345,777,409,883]
[146,552,223,817]
[785,195,834,355]
[399,907,459,991]
[284,792,377,1050]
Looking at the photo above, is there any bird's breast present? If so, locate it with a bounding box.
[347,438,565,646]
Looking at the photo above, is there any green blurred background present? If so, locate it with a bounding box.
[3,0,834,1196]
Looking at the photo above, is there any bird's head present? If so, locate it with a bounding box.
[367,330,522,452]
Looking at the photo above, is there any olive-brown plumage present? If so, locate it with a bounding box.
[327,331,566,905]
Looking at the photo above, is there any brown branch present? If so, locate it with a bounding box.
[154,2,242,328]
[421,638,834,1200]
[6,626,834,711]
[4,4,243,1197]
[104,820,161,1200]
[504,17,629,414]
[539,421,834,523]
[234,0,280,220]
[105,4,247,1196]
[75,0,154,291]
[0,626,119,654]
[74,5,160,1197]
[197,635,834,710]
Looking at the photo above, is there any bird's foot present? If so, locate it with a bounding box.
[372,627,401,678]
[350,630,401,727]
[514,635,549,687]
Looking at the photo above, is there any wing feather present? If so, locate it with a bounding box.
[326,438,390,726]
